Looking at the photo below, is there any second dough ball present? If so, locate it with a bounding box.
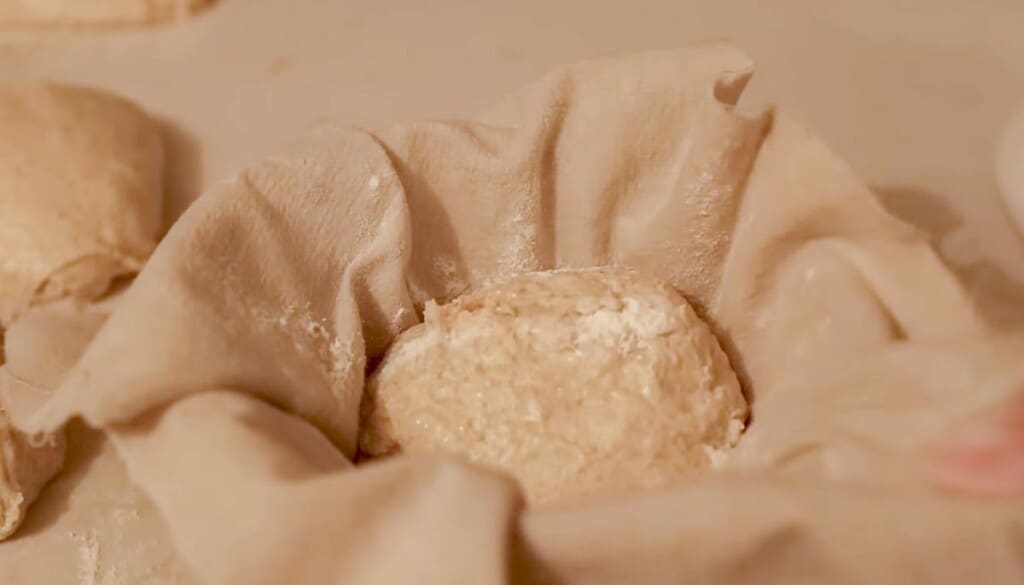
[359,267,748,505]
[0,0,212,26]
[0,82,163,324]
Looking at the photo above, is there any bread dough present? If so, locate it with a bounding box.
[0,83,159,540]
[0,405,65,540]
[0,82,157,539]
[0,0,212,26]
[0,82,163,325]
[360,267,748,505]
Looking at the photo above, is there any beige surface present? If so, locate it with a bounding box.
[361,268,747,505]
[0,423,194,585]
[0,299,192,583]
[0,2,1022,584]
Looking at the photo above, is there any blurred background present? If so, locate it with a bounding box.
[4,0,1023,326]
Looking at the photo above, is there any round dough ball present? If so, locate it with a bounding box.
[0,82,163,325]
[359,267,748,505]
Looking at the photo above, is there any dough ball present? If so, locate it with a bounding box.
[0,0,212,26]
[0,405,64,540]
[0,82,163,325]
[360,267,748,505]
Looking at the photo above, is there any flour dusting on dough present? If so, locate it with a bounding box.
[361,267,747,505]
[576,298,677,352]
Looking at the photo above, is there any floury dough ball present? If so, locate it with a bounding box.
[359,267,748,505]
[0,82,163,325]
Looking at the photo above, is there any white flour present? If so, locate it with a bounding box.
[70,529,105,585]
[576,298,676,351]
[433,255,467,299]
[66,478,187,585]
[497,206,540,275]
[390,306,412,330]
[274,302,361,398]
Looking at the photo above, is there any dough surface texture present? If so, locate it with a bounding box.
[0,0,211,26]
[360,267,748,505]
[0,82,163,325]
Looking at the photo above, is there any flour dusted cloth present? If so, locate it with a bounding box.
[5,44,1024,584]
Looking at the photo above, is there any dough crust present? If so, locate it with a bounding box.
[0,405,64,540]
[360,267,748,505]
[0,0,211,26]
[0,82,163,325]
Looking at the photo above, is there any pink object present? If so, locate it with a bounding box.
[929,390,1024,496]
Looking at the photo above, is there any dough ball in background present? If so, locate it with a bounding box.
[0,406,65,540]
[0,83,160,540]
[0,82,163,325]
[360,267,748,506]
[0,0,212,27]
